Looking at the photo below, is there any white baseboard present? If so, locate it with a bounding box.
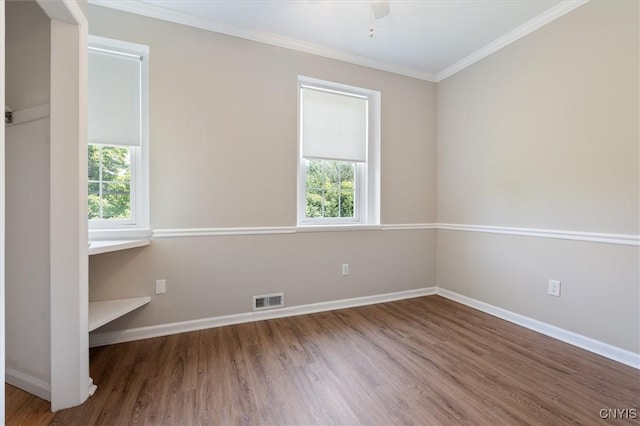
[89,285,639,370]
[6,367,51,402]
[90,287,437,347]
[437,288,640,370]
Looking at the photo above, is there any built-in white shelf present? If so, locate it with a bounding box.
[88,297,151,332]
[88,239,150,256]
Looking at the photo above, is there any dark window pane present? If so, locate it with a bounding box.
[88,195,101,220]
[306,159,324,189]
[88,182,100,195]
[88,145,100,180]
[88,144,132,221]
[102,182,130,196]
[326,161,340,187]
[102,192,131,219]
[340,162,355,183]
[340,189,355,218]
[101,146,131,182]
[306,188,323,218]
[304,159,357,220]
[324,189,339,217]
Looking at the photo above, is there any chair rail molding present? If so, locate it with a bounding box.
[150,223,639,246]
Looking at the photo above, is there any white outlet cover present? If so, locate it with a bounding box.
[548,279,561,297]
[156,279,166,294]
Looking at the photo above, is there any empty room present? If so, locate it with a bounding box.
[2,0,639,424]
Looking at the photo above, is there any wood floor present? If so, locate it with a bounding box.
[6,296,640,425]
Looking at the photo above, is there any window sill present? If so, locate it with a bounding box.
[88,239,150,256]
[296,224,382,233]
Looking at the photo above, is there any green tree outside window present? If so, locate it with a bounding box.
[305,159,355,219]
[88,144,131,220]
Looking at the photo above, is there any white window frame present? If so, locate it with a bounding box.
[88,35,150,240]
[297,76,380,227]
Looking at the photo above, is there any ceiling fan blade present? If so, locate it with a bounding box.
[371,0,390,19]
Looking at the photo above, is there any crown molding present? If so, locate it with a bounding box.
[89,0,588,84]
[88,0,437,82]
[436,0,589,81]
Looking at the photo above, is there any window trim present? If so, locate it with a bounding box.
[297,76,380,226]
[88,35,150,239]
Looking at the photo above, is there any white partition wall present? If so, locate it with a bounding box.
[46,3,90,411]
[4,0,89,411]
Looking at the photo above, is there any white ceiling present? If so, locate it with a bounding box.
[90,0,587,81]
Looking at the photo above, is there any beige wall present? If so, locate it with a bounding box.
[90,5,437,229]
[5,0,50,111]
[438,231,639,352]
[437,1,638,234]
[88,5,437,330]
[91,230,435,331]
[5,0,51,393]
[436,1,639,352]
[88,2,639,356]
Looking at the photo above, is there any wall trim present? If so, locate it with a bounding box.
[151,223,639,246]
[90,286,638,370]
[436,0,589,81]
[5,367,51,402]
[88,0,437,82]
[381,223,437,231]
[297,224,382,233]
[151,224,439,238]
[90,228,153,241]
[89,287,437,347]
[436,288,640,370]
[153,226,297,238]
[437,223,639,246]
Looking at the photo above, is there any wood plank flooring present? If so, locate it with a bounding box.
[6,296,640,425]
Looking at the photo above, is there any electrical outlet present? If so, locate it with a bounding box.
[342,264,349,276]
[156,279,166,295]
[548,279,561,297]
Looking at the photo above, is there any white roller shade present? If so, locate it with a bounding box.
[89,48,142,146]
[301,86,368,162]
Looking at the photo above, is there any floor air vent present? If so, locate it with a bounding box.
[253,293,284,311]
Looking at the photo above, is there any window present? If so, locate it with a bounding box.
[88,36,149,237]
[298,76,380,226]
[88,144,133,221]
